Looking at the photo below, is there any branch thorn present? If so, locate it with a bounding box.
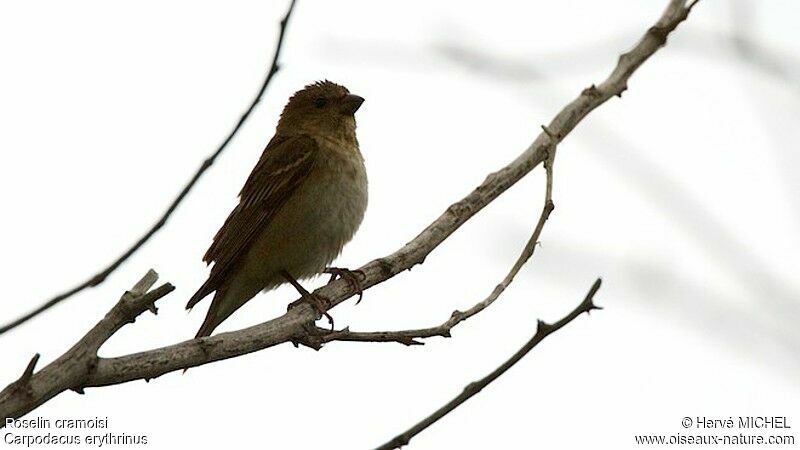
[12,353,40,396]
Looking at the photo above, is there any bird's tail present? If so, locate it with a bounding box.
[191,280,260,339]
[189,272,270,339]
[193,288,228,339]
[186,278,216,311]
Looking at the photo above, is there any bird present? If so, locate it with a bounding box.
[187,80,368,339]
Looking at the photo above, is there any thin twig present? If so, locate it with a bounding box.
[0,0,299,337]
[0,0,698,421]
[375,279,603,450]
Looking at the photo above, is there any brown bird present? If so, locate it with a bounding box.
[187,80,368,338]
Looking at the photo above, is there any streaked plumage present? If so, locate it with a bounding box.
[188,81,367,338]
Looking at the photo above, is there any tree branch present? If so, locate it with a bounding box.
[375,279,603,450]
[0,0,698,423]
[0,0,299,337]
[0,271,175,422]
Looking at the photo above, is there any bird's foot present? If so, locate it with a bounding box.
[324,267,366,304]
[281,270,337,329]
[287,293,334,329]
[286,293,333,330]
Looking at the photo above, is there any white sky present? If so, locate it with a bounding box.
[1,1,799,449]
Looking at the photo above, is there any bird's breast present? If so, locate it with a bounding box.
[306,144,368,246]
[242,142,368,283]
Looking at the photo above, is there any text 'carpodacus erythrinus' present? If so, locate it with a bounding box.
[187,80,367,338]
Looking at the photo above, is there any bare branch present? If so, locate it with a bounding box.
[0,0,698,422]
[0,0,299,337]
[0,272,175,423]
[375,279,603,450]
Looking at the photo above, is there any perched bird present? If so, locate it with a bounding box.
[187,80,367,338]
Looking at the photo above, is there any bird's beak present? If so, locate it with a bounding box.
[340,94,365,115]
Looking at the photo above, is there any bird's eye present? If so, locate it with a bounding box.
[314,97,327,108]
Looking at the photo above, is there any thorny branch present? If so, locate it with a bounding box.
[0,0,299,336]
[0,0,698,438]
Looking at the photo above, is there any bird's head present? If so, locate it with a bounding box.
[277,80,364,140]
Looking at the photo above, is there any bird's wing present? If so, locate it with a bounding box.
[187,133,319,309]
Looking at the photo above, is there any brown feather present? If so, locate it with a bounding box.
[186,134,319,309]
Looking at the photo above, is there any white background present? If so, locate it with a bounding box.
[1,1,799,449]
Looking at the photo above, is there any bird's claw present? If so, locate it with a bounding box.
[324,267,366,304]
[288,293,334,330]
